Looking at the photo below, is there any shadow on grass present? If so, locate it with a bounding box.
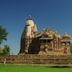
[47,66,72,68]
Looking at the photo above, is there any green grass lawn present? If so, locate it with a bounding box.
[0,64,72,72]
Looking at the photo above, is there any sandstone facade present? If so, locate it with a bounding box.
[19,16,71,55]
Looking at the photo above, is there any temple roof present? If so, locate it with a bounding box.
[62,32,71,40]
[63,32,70,37]
[27,15,32,20]
[26,16,34,27]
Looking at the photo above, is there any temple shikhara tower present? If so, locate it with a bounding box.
[19,16,71,55]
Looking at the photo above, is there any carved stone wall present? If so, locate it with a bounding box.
[0,55,72,66]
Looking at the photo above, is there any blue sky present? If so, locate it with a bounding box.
[0,0,72,54]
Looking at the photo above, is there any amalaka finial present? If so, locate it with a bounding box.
[27,15,32,20]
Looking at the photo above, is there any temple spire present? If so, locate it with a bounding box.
[27,15,32,20]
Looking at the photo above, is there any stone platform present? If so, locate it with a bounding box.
[0,54,72,66]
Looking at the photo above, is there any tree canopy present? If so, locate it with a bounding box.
[0,25,8,46]
[0,25,10,55]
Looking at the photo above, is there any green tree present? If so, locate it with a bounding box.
[0,25,8,48]
[0,48,3,55]
[3,45,10,55]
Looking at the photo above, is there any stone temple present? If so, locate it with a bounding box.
[19,16,71,55]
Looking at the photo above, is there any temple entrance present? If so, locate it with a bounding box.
[39,38,53,53]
